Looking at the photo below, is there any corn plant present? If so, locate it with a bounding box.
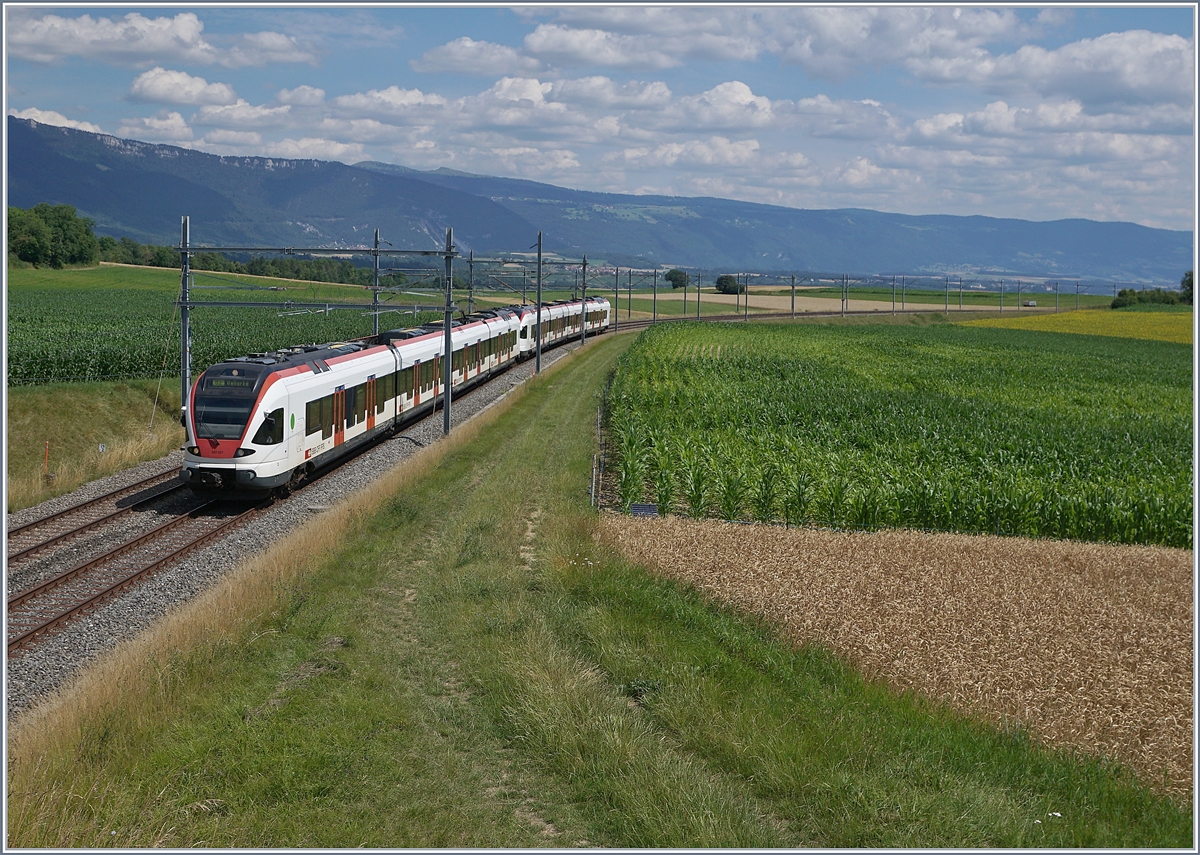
[604,322,1192,547]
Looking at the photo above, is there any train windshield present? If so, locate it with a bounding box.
[193,364,268,440]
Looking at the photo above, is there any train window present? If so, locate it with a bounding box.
[355,383,368,424]
[193,364,269,440]
[306,399,321,436]
[344,385,356,427]
[252,407,284,445]
[321,395,333,439]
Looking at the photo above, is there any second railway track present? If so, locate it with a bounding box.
[7,499,265,656]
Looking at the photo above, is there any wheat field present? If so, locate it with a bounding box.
[600,513,1193,796]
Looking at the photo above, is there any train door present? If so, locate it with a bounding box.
[413,361,421,406]
[333,387,346,446]
[366,376,377,431]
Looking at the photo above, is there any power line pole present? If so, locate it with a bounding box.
[442,228,454,436]
[697,270,702,319]
[628,267,632,319]
[614,267,619,331]
[792,273,796,318]
[467,250,474,315]
[653,268,658,323]
[535,231,543,374]
[179,215,191,423]
[744,273,749,320]
[581,255,588,345]
[373,228,380,336]
[892,275,896,315]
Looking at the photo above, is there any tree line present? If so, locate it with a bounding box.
[7,204,408,287]
[664,269,744,294]
[1112,273,1192,308]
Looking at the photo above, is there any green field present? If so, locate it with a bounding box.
[6,265,446,385]
[606,322,1192,547]
[780,286,1113,310]
[8,335,1190,848]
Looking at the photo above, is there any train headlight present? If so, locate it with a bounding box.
[188,446,201,455]
[234,448,256,457]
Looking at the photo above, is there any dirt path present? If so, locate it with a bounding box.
[601,514,1193,796]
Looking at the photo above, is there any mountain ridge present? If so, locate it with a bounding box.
[7,117,1191,282]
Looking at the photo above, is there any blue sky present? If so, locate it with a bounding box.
[5,4,1196,231]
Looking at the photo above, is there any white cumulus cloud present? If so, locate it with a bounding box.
[130,67,237,106]
[524,24,679,70]
[222,31,318,68]
[261,137,367,162]
[7,107,104,133]
[910,30,1195,108]
[191,99,291,128]
[412,37,542,75]
[7,12,218,65]
[612,136,761,169]
[116,110,193,142]
[678,81,775,128]
[332,86,447,117]
[277,85,326,106]
[547,77,671,109]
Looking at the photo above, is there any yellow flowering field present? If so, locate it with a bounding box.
[962,309,1192,344]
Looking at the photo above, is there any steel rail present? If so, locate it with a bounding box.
[7,500,266,656]
[7,480,188,564]
[7,470,180,541]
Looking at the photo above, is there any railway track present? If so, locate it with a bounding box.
[7,470,187,565]
[7,499,266,656]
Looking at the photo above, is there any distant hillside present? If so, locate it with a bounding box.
[358,162,1193,282]
[8,117,1191,282]
[6,118,535,252]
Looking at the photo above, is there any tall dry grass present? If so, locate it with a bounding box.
[7,423,183,511]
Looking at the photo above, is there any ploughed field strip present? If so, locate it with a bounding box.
[602,514,1194,797]
[7,497,265,656]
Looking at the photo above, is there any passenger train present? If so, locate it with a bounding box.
[181,296,611,497]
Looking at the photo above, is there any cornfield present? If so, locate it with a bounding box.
[606,322,1192,548]
[8,282,438,385]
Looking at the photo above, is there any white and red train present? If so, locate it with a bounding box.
[181,297,611,497]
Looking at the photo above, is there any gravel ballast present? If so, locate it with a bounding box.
[6,343,584,721]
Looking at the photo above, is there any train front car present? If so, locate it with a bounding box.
[182,357,293,498]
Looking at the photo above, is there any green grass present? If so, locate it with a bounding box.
[6,379,184,511]
[607,321,1192,546]
[609,294,770,318]
[788,286,1112,310]
[1114,302,1194,313]
[8,332,1191,847]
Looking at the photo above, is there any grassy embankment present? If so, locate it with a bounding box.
[8,331,1190,848]
[6,381,184,512]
